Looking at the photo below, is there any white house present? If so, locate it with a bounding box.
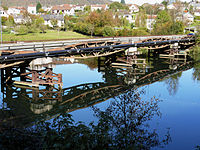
[167,4,176,10]
[73,5,86,12]
[183,12,194,24]
[42,6,52,12]
[0,7,9,18]
[194,9,200,16]
[146,15,157,31]
[13,15,28,24]
[52,4,75,16]
[91,4,109,11]
[28,5,37,14]
[128,4,139,13]
[41,14,64,27]
[7,6,25,15]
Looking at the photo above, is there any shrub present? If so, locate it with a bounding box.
[102,26,115,37]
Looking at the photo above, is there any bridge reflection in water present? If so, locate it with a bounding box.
[0,56,193,127]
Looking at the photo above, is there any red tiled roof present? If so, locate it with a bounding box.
[91,4,107,9]
[52,4,73,10]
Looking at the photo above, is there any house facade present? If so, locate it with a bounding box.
[0,7,9,18]
[128,4,139,13]
[91,4,108,11]
[52,4,75,16]
[7,7,25,15]
[146,15,157,31]
[41,14,64,27]
[28,5,37,14]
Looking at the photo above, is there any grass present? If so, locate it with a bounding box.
[2,30,89,42]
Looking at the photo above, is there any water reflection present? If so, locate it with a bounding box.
[92,89,171,149]
[0,56,194,128]
[0,88,171,149]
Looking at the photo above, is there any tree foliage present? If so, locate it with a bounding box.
[153,10,184,35]
[109,2,129,11]
[121,0,125,4]
[135,9,147,28]
[36,2,42,13]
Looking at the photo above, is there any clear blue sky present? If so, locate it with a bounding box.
[110,0,191,6]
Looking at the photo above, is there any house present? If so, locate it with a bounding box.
[190,1,200,10]
[42,6,52,12]
[118,10,136,24]
[52,4,75,16]
[41,14,64,27]
[167,4,176,10]
[128,4,139,13]
[7,6,26,15]
[194,9,200,16]
[157,4,165,10]
[146,15,157,31]
[28,5,37,14]
[0,7,9,18]
[73,5,86,12]
[91,4,109,11]
[183,12,194,24]
[13,15,28,24]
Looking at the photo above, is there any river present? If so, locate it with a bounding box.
[0,55,200,149]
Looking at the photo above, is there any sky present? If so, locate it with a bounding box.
[110,0,191,6]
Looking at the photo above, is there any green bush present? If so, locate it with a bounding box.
[102,26,115,37]
[15,25,29,35]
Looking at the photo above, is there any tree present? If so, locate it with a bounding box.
[109,2,128,11]
[121,0,125,4]
[135,9,147,28]
[103,26,115,37]
[153,10,172,35]
[15,25,29,35]
[36,2,42,13]
[162,0,169,10]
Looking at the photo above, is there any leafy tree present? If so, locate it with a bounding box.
[1,17,7,26]
[2,5,8,10]
[103,26,115,37]
[153,10,172,35]
[50,19,58,29]
[162,0,169,10]
[15,25,29,35]
[35,17,46,33]
[38,8,45,14]
[121,0,125,4]
[64,15,73,31]
[135,9,147,28]
[36,2,42,13]
[109,2,128,11]
[170,21,184,34]
[84,5,91,12]
[5,16,15,33]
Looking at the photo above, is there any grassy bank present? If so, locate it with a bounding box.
[2,30,89,42]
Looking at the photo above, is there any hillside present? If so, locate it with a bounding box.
[2,0,111,7]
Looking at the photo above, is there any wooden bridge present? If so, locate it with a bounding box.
[0,36,195,64]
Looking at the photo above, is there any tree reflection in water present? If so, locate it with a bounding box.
[164,72,182,95]
[92,89,171,149]
[0,89,171,149]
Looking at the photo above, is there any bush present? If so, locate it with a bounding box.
[102,26,115,37]
[15,25,29,35]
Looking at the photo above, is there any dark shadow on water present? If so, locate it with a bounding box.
[0,88,171,149]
